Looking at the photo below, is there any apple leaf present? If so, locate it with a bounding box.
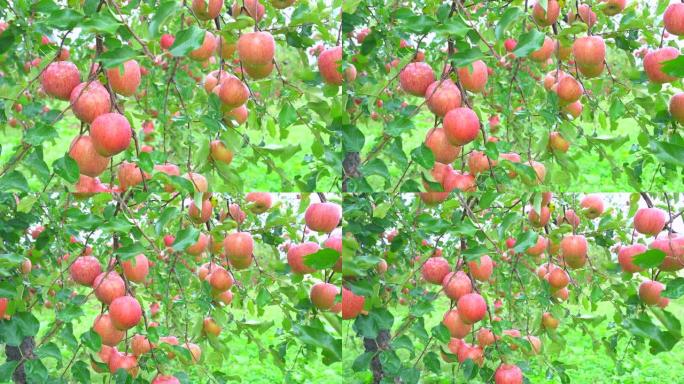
[169,25,205,57]
[303,248,339,270]
[512,29,545,58]
[148,1,178,37]
[662,278,684,299]
[649,140,684,167]
[495,6,522,40]
[172,227,200,251]
[662,56,684,78]
[513,230,539,253]
[632,249,666,269]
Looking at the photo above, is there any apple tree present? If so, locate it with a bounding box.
[342,0,684,193]
[342,191,684,383]
[0,191,342,382]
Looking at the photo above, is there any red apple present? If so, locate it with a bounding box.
[305,202,342,233]
[560,235,587,269]
[108,351,138,376]
[93,314,125,346]
[457,60,488,93]
[425,128,461,164]
[118,161,148,190]
[310,282,339,310]
[639,280,665,306]
[421,256,450,284]
[457,293,487,324]
[106,60,141,97]
[160,34,175,50]
[68,135,110,177]
[70,81,111,123]
[93,271,126,304]
[191,0,223,20]
[530,37,554,62]
[342,287,365,320]
[188,31,217,61]
[468,255,493,281]
[231,0,264,21]
[495,363,523,384]
[443,107,480,145]
[442,271,472,300]
[580,194,604,218]
[634,207,666,236]
[287,242,319,274]
[218,75,249,108]
[617,243,646,273]
[152,375,180,384]
[245,192,272,213]
[121,254,149,283]
[643,48,679,84]
[187,232,209,255]
[669,93,684,125]
[532,0,560,26]
[90,113,132,156]
[424,80,461,117]
[443,309,472,338]
[664,4,684,35]
[69,256,102,286]
[237,31,275,67]
[109,296,142,330]
[601,0,625,16]
[318,46,343,86]
[399,62,435,96]
[40,61,80,100]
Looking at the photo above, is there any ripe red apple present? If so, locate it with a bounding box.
[547,268,569,289]
[131,334,153,356]
[528,206,550,227]
[421,256,450,284]
[93,314,125,346]
[122,254,149,283]
[109,296,142,330]
[495,363,523,384]
[669,93,684,124]
[187,232,209,256]
[457,60,488,93]
[224,104,249,127]
[305,202,342,233]
[342,287,365,320]
[542,312,559,330]
[70,81,111,123]
[643,48,679,84]
[580,194,604,219]
[557,209,580,228]
[504,39,517,52]
[223,232,253,269]
[231,0,264,21]
[601,0,625,16]
[457,343,484,365]
[443,107,480,145]
[477,328,496,347]
[468,255,493,281]
[324,235,343,272]
[183,172,208,193]
[634,207,666,235]
[639,280,665,306]
[560,235,587,269]
[192,0,223,20]
[209,140,233,165]
[108,351,138,376]
[442,309,472,338]
[526,235,547,256]
[118,161,148,190]
[188,199,212,224]
[442,271,472,300]
[68,135,110,177]
[457,293,487,324]
[555,75,582,105]
[160,34,175,50]
[310,282,339,310]
[40,61,80,100]
[189,31,217,61]
[443,169,476,193]
[573,36,605,67]
[563,101,583,119]
[93,271,126,304]
[237,31,275,67]
[617,243,646,273]
[664,4,684,35]
[530,37,554,62]
[425,128,461,164]
[287,242,319,274]
[532,0,560,26]
[203,317,221,336]
[106,60,141,97]
[245,192,272,213]
[548,131,569,152]
[152,375,180,384]
[207,267,233,291]
[317,46,344,86]
[69,255,102,286]
[218,75,249,108]
[399,62,435,96]
[424,80,461,117]
[90,113,132,156]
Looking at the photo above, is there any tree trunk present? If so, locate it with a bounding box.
[363,329,390,384]
[5,336,35,384]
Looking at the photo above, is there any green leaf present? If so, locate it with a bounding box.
[625,317,679,353]
[155,207,179,235]
[149,1,178,37]
[303,248,339,270]
[170,26,205,57]
[0,312,40,346]
[99,46,139,69]
[512,29,545,58]
[0,171,29,192]
[513,230,539,253]
[342,124,365,152]
[81,12,121,35]
[115,243,145,261]
[294,324,342,362]
[278,103,298,128]
[0,361,18,380]
[633,249,666,269]
[649,140,684,167]
[352,352,374,372]
[662,56,684,78]
[495,7,522,40]
[452,48,485,68]
[662,278,684,299]
[53,155,80,184]
[410,144,435,169]
[24,123,58,146]
[36,342,62,362]
[173,227,200,251]
[80,329,102,351]
[71,361,91,384]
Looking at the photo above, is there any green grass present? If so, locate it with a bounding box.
[342,296,684,384]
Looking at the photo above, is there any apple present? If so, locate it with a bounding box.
[571,4,597,27]
[376,259,388,273]
[122,254,149,283]
[457,293,487,324]
[504,39,517,52]
[183,172,209,193]
[468,255,493,281]
[424,80,462,117]
[231,0,264,21]
[526,235,547,256]
[203,317,221,336]
[573,36,605,67]
[548,131,569,152]
[183,342,202,363]
[443,107,480,145]
[425,128,461,164]
[650,233,684,271]
[557,209,580,228]
[543,70,565,90]
[563,101,583,119]
[160,34,175,50]
[317,46,344,86]
[310,282,339,310]
[669,93,684,124]
[106,60,141,97]
[664,4,684,35]
[617,243,646,273]
[40,61,80,100]
[217,36,236,59]
[209,140,233,165]
[457,60,488,93]
[93,271,126,304]
[442,271,472,300]
[477,328,496,347]
[420,256,450,284]
[542,312,559,330]
[580,194,604,218]
[207,267,233,291]
[270,0,295,8]
[355,28,370,44]
[152,375,180,384]
[555,75,582,105]
[457,343,484,366]
[237,32,275,67]
[189,31,217,61]
[547,268,569,289]
[419,192,449,206]
[68,135,110,177]
[287,242,319,274]
[108,351,138,376]
[528,206,550,227]
[93,314,125,346]
[118,161,148,190]
[467,150,492,175]
[192,0,223,20]
[639,280,665,306]
[187,232,209,255]
[634,207,666,235]
[70,81,111,123]
[109,296,142,330]
[245,192,272,213]
[69,255,102,286]
[601,0,625,16]
[342,287,365,319]
[532,0,560,26]
[643,48,679,84]
[442,309,472,338]
[443,170,477,192]
[399,62,435,96]
[530,37,554,62]
[305,202,342,233]
[218,75,249,108]
[495,363,523,384]
[224,104,249,127]
[131,334,153,356]
[90,113,132,156]
[188,199,212,223]
[560,235,587,269]
[324,235,343,272]
[223,231,254,265]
